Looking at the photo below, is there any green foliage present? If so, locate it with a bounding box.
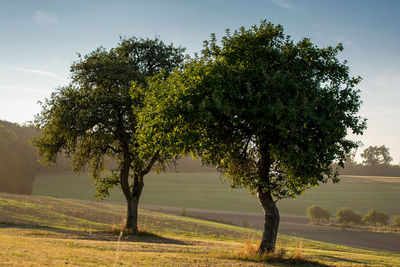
[32,37,185,199]
[361,145,393,166]
[392,215,400,228]
[362,209,389,226]
[306,205,331,224]
[140,20,366,200]
[0,120,40,194]
[336,208,362,226]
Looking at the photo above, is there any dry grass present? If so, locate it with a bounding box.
[1,192,400,266]
[220,239,325,266]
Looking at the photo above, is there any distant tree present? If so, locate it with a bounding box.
[363,209,389,226]
[392,215,400,228]
[306,205,331,224]
[336,208,362,228]
[375,211,389,226]
[0,121,40,194]
[138,21,366,253]
[361,145,393,166]
[345,149,358,166]
[32,37,185,232]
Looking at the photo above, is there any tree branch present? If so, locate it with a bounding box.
[141,152,159,176]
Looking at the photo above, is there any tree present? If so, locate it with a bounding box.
[336,208,362,228]
[138,21,366,253]
[392,215,400,228]
[361,145,392,166]
[345,149,358,166]
[306,205,331,224]
[363,209,389,226]
[0,121,40,194]
[33,37,185,232]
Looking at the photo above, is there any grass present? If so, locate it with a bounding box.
[33,171,400,216]
[1,192,400,266]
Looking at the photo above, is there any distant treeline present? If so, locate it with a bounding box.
[0,120,39,194]
[339,164,400,177]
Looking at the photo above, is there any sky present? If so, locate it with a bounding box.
[1,0,399,163]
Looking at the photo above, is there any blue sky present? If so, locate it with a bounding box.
[1,0,399,162]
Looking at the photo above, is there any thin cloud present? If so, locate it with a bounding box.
[33,10,59,24]
[9,67,58,78]
[2,85,48,94]
[332,36,354,47]
[270,0,294,9]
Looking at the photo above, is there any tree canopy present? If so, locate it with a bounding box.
[336,208,362,227]
[139,20,366,253]
[306,205,331,224]
[361,145,393,166]
[33,37,185,232]
[392,215,400,228]
[362,209,389,226]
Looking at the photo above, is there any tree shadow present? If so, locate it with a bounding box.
[234,257,333,267]
[319,255,364,264]
[0,222,188,245]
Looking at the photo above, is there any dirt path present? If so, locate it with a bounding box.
[142,205,400,253]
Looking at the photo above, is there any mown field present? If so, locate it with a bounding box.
[33,171,400,216]
[1,192,399,266]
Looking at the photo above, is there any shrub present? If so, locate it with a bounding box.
[336,208,362,227]
[306,205,331,224]
[363,209,389,226]
[392,215,400,228]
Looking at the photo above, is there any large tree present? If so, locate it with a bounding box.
[33,37,185,232]
[139,21,366,253]
[360,145,392,166]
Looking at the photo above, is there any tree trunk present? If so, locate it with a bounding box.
[257,188,280,254]
[119,154,144,233]
[125,173,144,232]
[256,143,279,253]
[125,191,141,232]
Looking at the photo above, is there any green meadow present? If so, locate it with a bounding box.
[33,171,400,216]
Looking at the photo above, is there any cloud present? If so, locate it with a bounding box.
[270,0,294,9]
[33,10,59,24]
[9,67,58,78]
[332,36,354,47]
[2,85,48,94]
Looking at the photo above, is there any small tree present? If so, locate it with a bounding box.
[361,145,393,166]
[363,209,389,226]
[306,205,331,224]
[336,208,362,228]
[139,21,366,253]
[392,215,400,228]
[33,37,185,232]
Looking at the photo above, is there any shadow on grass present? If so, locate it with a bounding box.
[218,241,333,267]
[320,255,364,264]
[0,222,188,245]
[224,255,332,267]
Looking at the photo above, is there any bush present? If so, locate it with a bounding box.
[363,209,389,226]
[336,208,362,227]
[306,205,331,224]
[392,215,400,228]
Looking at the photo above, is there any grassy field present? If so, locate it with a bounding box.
[33,171,400,217]
[1,192,399,266]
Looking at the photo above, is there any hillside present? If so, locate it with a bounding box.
[33,171,400,216]
[0,192,399,266]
